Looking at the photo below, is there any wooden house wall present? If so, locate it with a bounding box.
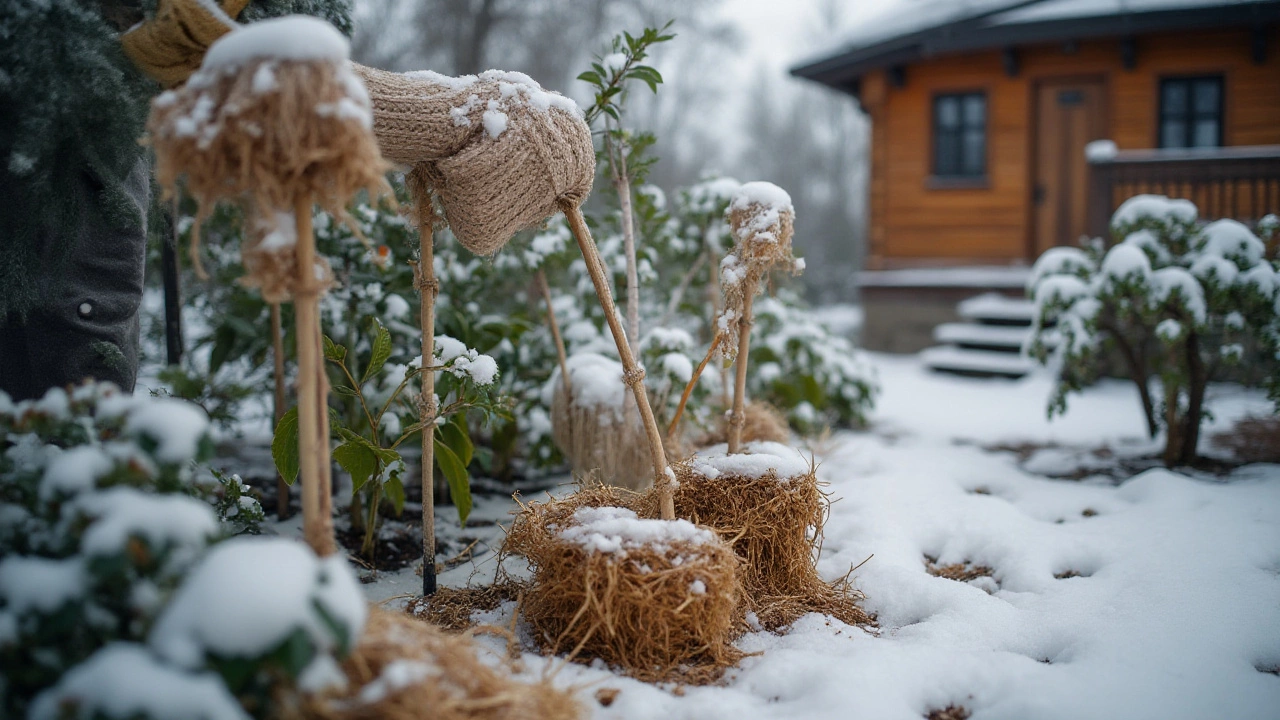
[861,26,1280,268]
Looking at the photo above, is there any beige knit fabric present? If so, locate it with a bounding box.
[353,64,596,256]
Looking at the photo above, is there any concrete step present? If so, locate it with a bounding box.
[920,345,1035,378]
[934,322,1028,352]
[956,293,1034,326]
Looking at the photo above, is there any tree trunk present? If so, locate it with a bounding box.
[1178,331,1207,466]
[1106,319,1158,438]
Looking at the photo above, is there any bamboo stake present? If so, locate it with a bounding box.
[666,334,722,443]
[416,212,439,596]
[537,269,572,399]
[293,195,336,555]
[726,291,755,455]
[271,303,290,520]
[561,201,674,521]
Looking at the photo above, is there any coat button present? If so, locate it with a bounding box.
[78,302,93,318]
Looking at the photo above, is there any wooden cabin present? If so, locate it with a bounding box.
[792,0,1280,354]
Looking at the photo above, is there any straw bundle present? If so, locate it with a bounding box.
[504,489,744,684]
[299,606,582,720]
[239,210,335,303]
[548,353,652,491]
[668,442,872,631]
[695,400,790,449]
[149,30,389,274]
[148,16,390,556]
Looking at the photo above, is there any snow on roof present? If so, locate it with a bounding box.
[798,0,1260,74]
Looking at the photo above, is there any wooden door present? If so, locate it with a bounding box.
[1033,79,1107,256]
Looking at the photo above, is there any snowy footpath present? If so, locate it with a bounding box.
[372,354,1280,720]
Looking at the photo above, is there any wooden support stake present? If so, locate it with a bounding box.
[537,269,572,399]
[271,303,291,520]
[561,202,674,521]
[294,195,336,555]
[416,212,439,596]
[727,292,754,455]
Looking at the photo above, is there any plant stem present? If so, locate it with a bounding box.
[608,130,642,350]
[271,303,290,520]
[727,290,754,454]
[561,201,674,521]
[293,195,335,556]
[538,269,572,399]
[416,202,438,596]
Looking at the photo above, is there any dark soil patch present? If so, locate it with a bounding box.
[926,705,971,720]
[925,555,995,584]
[1257,664,1280,676]
[1054,569,1083,579]
[337,522,423,573]
[1081,508,1098,517]
[1213,416,1280,464]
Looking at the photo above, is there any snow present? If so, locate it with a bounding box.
[730,181,794,213]
[1098,243,1152,286]
[1240,262,1277,297]
[1190,254,1239,286]
[956,293,1035,322]
[41,445,113,500]
[559,506,719,555]
[1150,267,1207,324]
[73,488,217,562]
[1155,318,1183,342]
[202,15,350,70]
[1084,139,1117,161]
[150,538,366,668]
[124,398,209,463]
[602,52,629,74]
[434,335,499,386]
[1198,219,1265,267]
[1111,194,1198,228]
[28,643,249,720]
[356,660,438,704]
[251,62,277,94]
[546,352,627,415]
[1028,247,1092,289]
[257,211,297,250]
[0,556,83,615]
[1032,274,1089,311]
[482,100,509,138]
[690,441,812,480]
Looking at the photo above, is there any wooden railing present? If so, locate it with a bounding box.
[1087,145,1280,237]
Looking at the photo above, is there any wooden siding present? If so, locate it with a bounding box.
[861,26,1280,268]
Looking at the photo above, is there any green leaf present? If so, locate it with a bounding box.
[332,384,358,397]
[440,413,473,467]
[272,406,300,485]
[628,65,663,93]
[577,70,602,86]
[333,440,378,493]
[434,438,472,525]
[322,334,346,363]
[384,473,406,515]
[209,324,235,374]
[362,319,393,384]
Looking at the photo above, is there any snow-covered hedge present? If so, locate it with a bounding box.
[0,383,362,718]
[1026,196,1278,465]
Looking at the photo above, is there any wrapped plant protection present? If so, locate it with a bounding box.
[148,15,389,555]
[300,607,582,720]
[548,353,652,491]
[504,487,744,683]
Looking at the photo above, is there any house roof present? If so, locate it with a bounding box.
[791,0,1280,93]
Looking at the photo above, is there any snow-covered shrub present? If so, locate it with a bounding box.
[752,294,878,431]
[1027,195,1278,466]
[1,384,367,718]
[0,383,220,716]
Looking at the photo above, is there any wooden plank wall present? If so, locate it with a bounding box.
[862,26,1280,268]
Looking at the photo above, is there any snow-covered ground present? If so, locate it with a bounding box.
[370,353,1280,719]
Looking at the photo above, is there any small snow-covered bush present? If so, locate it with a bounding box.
[0,383,355,719]
[1027,195,1278,466]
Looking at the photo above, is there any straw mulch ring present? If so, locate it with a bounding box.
[668,441,872,631]
[503,487,745,684]
[300,606,582,720]
[548,352,652,491]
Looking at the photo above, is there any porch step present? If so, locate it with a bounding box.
[920,345,1036,378]
[957,293,1035,326]
[933,322,1058,352]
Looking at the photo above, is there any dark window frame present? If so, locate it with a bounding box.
[931,91,989,180]
[1157,75,1224,149]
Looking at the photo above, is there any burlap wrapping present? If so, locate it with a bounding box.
[353,64,595,256]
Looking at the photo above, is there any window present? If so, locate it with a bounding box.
[933,92,987,178]
[1159,76,1223,149]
